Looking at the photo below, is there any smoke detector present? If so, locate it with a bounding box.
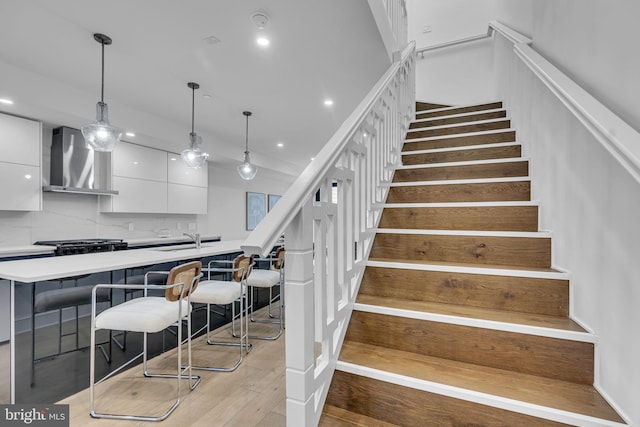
[251,12,269,29]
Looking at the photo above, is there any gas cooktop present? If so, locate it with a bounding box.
[34,239,128,256]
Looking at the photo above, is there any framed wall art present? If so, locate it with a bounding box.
[268,194,282,211]
[246,192,266,231]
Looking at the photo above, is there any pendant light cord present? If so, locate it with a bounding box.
[245,114,249,153]
[191,85,195,134]
[100,40,105,103]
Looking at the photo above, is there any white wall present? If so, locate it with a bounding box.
[204,163,293,241]
[408,0,498,104]
[407,0,497,48]
[491,5,640,422]
[416,39,495,106]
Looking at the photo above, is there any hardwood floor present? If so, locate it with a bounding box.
[59,307,286,427]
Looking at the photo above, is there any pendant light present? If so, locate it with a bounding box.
[237,111,257,180]
[181,82,209,169]
[81,33,122,152]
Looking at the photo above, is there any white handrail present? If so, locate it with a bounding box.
[491,20,640,184]
[369,0,408,60]
[241,41,416,258]
[416,18,640,184]
[417,32,492,58]
[489,20,532,45]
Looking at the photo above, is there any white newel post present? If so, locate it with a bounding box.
[284,199,316,426]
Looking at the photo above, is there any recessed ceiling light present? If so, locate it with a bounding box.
[125,132,135,137]
[277,142,284,148]
[133,161,139,165]
[24,174,32,180]
[0,98,14,105]
[170,157,177,161]
[311,157,315,161]
[257,37,270,47]
[324,99,333,106]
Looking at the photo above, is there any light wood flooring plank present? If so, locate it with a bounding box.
[59,307,286,427]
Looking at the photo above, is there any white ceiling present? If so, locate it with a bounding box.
[0,0,390,178]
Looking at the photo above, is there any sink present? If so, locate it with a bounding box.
[153,245,197,252]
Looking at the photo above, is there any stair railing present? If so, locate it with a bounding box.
[369,0,408,60]
[241,41,416,426]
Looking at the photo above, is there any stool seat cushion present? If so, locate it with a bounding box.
[247,269,280,288]
[189,280,241,305]
[35,286,110,313]
[95,297,190,333]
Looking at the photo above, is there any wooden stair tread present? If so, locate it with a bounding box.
[355,294,585,333]
[393,161,529,182]
[416,102,503,119]
[406,120,511,140]
[320,405,400,427]
[339,341,625,423]
[402,130,516,151]
[402,144,521,165]
[416,101,451,112]
[409,110,507,128]
[368,257,561,273]
[377,205,538,232]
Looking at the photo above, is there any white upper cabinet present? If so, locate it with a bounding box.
[0,113,41,211]
[0,113,41,167]
[108,176,168,213]
[102,142,208,214]
[167,153,207,187]
[167,183,207,214]
[113,142,167,182]
[0,163,41,211]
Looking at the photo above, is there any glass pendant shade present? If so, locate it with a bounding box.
[237,110,257,180]
[237,151,257,180]
[182,82,209,169]
[181,132,209,169]
[82,33,120,152]
[81,102,121,151]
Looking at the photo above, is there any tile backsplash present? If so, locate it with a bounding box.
[0,192,201,246]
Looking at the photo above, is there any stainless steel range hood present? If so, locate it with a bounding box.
[43,126,118,196]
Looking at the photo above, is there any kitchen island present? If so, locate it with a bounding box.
[0,239,245,404]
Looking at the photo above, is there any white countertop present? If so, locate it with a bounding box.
[0,245,56,257]
[0,239,244,283]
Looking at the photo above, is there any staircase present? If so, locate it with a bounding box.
[319,102,627,426]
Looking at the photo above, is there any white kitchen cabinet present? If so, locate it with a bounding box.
[102,176,167,213]
[167,153,208,187]
[0,163,41,211]
[0,113,41,166]
[167,183,207,214]
[0,113,41,211]
[102,143,208,214]
[113,142,167,182]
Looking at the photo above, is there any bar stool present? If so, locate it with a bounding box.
[111,268,169,351]
[187,255,253,371]
[244,247,284,340]
[31,275,111,386]
[89,261,202,421]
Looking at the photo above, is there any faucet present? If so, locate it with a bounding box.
[183,232,201,249]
